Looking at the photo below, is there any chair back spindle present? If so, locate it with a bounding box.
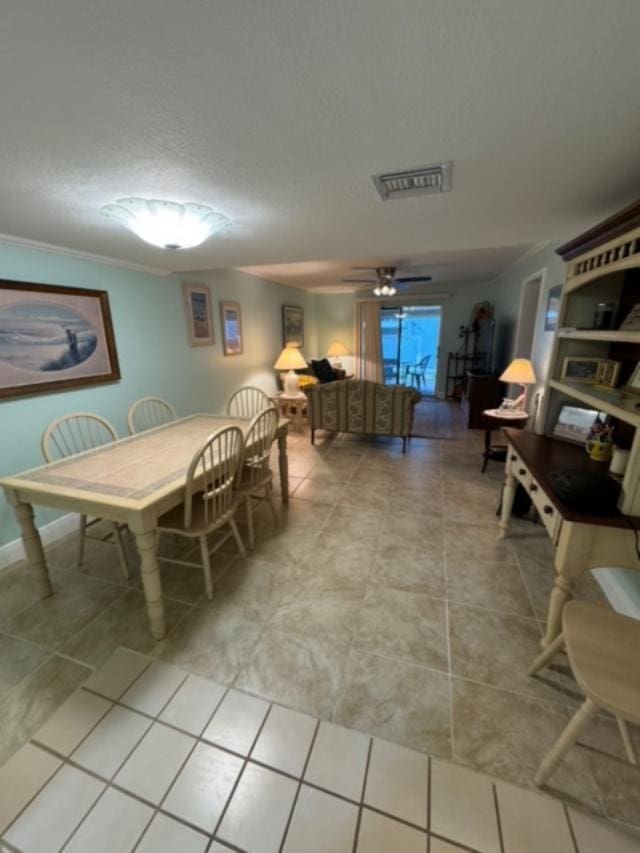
[238,406,279,492]
[183,425,244,530]
[42,413,118,462]
[227,386,270,419]
[128,397,177,435]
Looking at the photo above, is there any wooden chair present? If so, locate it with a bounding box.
[227,386,270,419]
[127,396,177,435]
[156,425,247,599]
[529,601,639,786]
[41,413,130,578]
[235,407,280,549]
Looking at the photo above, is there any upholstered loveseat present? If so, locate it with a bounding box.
[307,379,420,452]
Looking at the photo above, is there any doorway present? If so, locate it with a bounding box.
[380,304,442,395]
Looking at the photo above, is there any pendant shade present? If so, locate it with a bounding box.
[100,198,231,249]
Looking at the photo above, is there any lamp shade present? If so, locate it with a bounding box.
[500,358,537,385]
[100,198,231,249]
[326,341,351,358]
[274,345,307,371]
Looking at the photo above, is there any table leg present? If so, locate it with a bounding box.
[134,530,166,640]
[14,501,53,598]
[498,470,517,540]
[482,426,491,473]
[277,430,290,502]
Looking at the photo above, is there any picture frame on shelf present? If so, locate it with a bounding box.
[544,284,562,332]
[0,279,120,400]
[624,361,640,397]
[552,404,608,445]
[560,356,601,383]
[595,359,621,388]
[219,300,243,356]
[182,282,214,347]
[620,303,640,331]
[282,304,304,347]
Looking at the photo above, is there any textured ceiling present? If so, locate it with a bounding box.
[2,1,640,276]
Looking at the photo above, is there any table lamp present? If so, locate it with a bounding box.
[274,345,307,395]
[499,358,537,410]
[326,341,351,369]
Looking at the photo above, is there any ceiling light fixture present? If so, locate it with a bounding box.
[373,283,397,297]
[100,198,231,249]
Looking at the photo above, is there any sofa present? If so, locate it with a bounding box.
[307,379,420,452]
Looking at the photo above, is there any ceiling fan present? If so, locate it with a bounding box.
[341,265,432,296]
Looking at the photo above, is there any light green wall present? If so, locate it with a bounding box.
[0,245,314,548]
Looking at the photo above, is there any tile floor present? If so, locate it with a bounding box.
[1,647,639,853]
[0,409,639,841]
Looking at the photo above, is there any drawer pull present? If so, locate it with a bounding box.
[510,455,517,462]
[543,505,553,515]
[518,468,526,476]
[530,483,538,492]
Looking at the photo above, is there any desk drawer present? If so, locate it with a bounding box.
[508,450,530,489]
[529,477,559,540]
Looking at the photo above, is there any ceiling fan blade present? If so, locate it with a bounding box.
[394,276,432,283]
[341,278,377,283]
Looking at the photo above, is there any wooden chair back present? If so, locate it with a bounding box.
[42,413,118,462]
[227,386,270,419]
[183,425,244,529]
[238,406,279,491]
[128,397,177,434]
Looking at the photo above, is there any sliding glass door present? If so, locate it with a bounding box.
[380,305,441,395]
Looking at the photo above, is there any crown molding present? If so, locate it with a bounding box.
[496,241,551,280]
[0,232,173,277]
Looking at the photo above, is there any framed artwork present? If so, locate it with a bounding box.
[282,304,304,347]
[182,282,214,346]
[624,361,640,396]
[0,279,120,400]
[560,356,601,383]
[552,404,608,445]
[595,359,621,388]
[544,284,562,331]
[220,300,243,356]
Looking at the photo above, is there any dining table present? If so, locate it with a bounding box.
[0,413,290,640]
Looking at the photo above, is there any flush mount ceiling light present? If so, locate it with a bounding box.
[100,198,231,249]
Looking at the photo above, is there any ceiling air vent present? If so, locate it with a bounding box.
[372,161,452,200]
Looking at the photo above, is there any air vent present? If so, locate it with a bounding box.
[372,161,452,200]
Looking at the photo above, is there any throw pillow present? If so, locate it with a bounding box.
[310,358,339,383]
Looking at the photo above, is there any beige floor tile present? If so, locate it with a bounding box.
[365,737,428,828]
[82,647,149,700]
[431,759,500,852]
[4,764,105,853]
[46,536,141,588]
[64,787,153,853]
[0,743,62,834]
[202,688,269,755]
[72,705,151,779]
[203,557,305,621]
[136,812,209,853]
[32,688,112,756]
[586,744,640,826]
[429,838,467,852]
[235,625,350,718]
[304,720,369,801]
[120,660,185,716]
[293,478,346,504]
[443,520,515,563]
[354,586,448,672]
[370,543,445,598]
[157,548,234,602]
[0,563,43,625]
[114,721,195,804]
[159,672,226,736]
[217,763,298,853]
[333,651,451,757]
[0,633,49,699]
[446,555,535,617]
[0,654,91,764]
[356,809,427,853]
[270,586,364,645]
[568,808,640,853]
[283,785,358,853]
[162,742,242,832]
[496,780,574,853]
[251,703,317,777]
[322,503,386,543]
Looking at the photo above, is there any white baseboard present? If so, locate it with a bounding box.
[0,512,79,571]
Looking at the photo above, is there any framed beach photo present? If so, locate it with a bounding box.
[560,356,601,383]
[282,304,304,347]
[220,300,243,356]
[552,404,608,445]
[182,282,214,346]
[0,280,120,400]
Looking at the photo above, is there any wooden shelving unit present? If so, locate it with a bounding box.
[557,329,640,344]
[548,380,640,427]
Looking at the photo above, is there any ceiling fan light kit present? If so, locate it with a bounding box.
[342,265,432,297]
[100,198,231,249]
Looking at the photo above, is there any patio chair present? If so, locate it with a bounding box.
[404,355,431,390]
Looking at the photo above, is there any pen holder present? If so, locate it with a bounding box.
[586,438,613,462]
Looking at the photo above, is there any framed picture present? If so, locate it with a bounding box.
[182,282,214,346]
[220,300,243,356]
[560,356,601,383]
[544,284,562,332]
[624,361,640,396]
[0,279,120,401]
[552,404,608,445]
[282,304,304,347]
[595,359,621,388]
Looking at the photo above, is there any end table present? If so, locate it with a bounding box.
[481,408,529,472]
[270,391,308,433]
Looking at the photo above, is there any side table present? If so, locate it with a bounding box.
[481,408,529,472]
[270,392,308,433]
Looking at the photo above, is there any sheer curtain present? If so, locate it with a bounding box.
[354,300,383,383]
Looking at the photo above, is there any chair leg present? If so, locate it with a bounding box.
[229,516,247,558]
[111,522,131,579]
[528,632,565,676]
[245,496,255,550]
[266,484,279,525]
[199,535,214,600]
[534,697,598,787]
[402,436,407,454]
[616,716,638,765]
[77,514,88,567]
